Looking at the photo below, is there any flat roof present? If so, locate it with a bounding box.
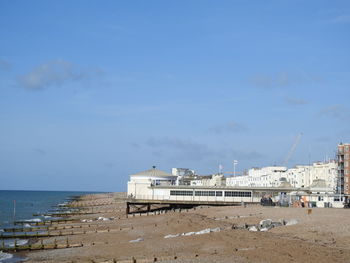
[151,185,306,192]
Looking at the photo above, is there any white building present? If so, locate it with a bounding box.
[226,161,338,193]
[190,174,226,187]
[127,167,177,198]
[226,166,287,188]
[171,168,195,177]
[126,165,344,208]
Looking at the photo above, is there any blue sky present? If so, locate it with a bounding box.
[1,0,349,191]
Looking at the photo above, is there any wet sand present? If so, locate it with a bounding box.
[25,193,350,263]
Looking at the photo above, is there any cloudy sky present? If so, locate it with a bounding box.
[1,1,349,191]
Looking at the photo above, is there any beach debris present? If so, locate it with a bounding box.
[182,231,196,236]
[97,216,115,221]
[259,219,272,228]
[164,234,180,239]
[164,227,221,239]
[248,226,258,232]
[129,237,144,243]
[285,219,298,226]
[244,218,298,232]
[214,213,263,221]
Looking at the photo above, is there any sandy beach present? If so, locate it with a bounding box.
[24,193,350,263]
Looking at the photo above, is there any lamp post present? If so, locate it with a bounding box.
[233,160,238,177]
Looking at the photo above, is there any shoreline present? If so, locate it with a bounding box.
[0,192,109,263]
[16,192,350,263]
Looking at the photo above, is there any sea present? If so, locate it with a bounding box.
[0,190,99,263]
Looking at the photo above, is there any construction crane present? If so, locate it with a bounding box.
[283,133,303,167]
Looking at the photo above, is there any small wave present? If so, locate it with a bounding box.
[0,229,4,233]
[0,251,13,261]
[23,224,31,228]
[23,218,41,223]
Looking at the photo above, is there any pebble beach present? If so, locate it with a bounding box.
[21,193,350,263]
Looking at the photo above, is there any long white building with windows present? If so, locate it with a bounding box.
[226,161,338,192]
[126,163,344,212]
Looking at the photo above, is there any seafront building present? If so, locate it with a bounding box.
[226,161,338,192]
[126,142,348,211]
[226,166,288,188]
[190,174,226,187]
[338,143,350,202]
[126,168,344,211]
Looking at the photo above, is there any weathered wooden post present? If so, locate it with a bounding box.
[126,202,130,215]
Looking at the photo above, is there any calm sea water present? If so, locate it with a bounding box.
[0,190,100,262]
[0,190,98,225]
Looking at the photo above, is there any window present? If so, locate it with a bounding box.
[224,191,251,197]
[170,190,193,196]
[216,191,222,196]
[195,191,216,196]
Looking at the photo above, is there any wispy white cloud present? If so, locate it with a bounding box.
[319,105,350,121]
[146,137,264,162]
[285,96,308,106]
[33,148,47,155]
[249,72,323,89]
[331,15,350,23]
[18,59,99,90]
[0,59,12,71]
[209,121,248,134]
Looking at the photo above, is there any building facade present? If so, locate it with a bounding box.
[226,162,337,192]
[226,166,288,188]
[338,143,350,199]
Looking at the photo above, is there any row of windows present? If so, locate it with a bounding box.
[169,190,251,197]
[195,191,222,196]
[224,191,252,197]
[170,190,193,196]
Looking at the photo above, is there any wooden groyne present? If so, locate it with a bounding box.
[14,218,81,226]
[0,240,83,252]
[32,212,95,217]
[0,227,116,239]
[2,223,104,233]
